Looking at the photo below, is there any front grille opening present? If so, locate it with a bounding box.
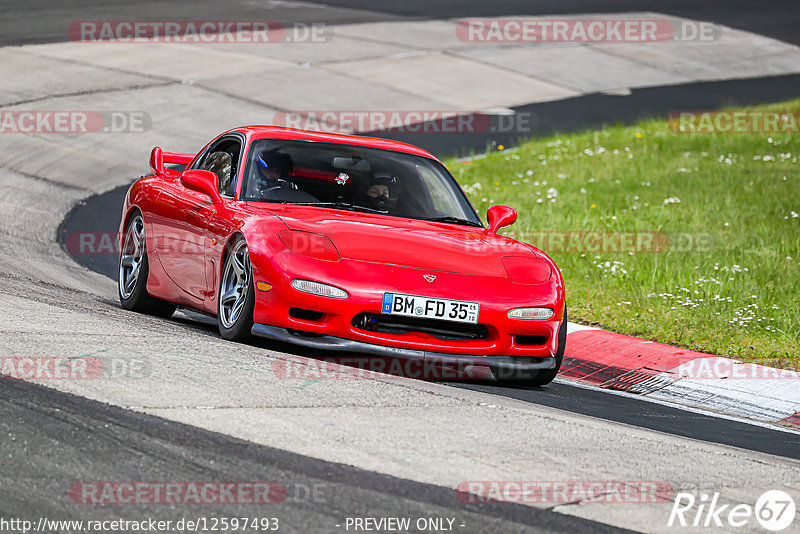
[289,308,325,321]
[353,313,488,341]
[515,334,549,346]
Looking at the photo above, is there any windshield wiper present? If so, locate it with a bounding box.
[423,216,483,227]
[287,202,386,214]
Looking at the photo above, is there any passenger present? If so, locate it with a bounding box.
[359,172,398,212]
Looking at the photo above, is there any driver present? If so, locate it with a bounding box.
[251,150,316,202]
[359,172,398,212]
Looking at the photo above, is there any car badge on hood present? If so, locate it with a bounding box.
[423,274,436,283]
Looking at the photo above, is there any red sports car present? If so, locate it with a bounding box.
[118,126,566,384]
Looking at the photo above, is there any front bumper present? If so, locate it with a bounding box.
[252,322,556,381]
[248,251,565,362]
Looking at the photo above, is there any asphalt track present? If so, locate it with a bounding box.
[1,378,628,534]
[5,1,800,532]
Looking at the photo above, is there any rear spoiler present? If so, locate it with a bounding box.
[149,147,195,177]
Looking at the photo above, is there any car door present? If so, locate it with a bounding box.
[151,135,243,301]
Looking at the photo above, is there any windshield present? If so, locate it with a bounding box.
[241,139,482,226]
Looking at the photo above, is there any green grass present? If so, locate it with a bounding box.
[448,99,800,368]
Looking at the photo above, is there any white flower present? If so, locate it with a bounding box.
[593,259,627,276]
[664,197,681,205]
[462,182,483,195]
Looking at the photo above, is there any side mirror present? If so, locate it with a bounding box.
[150,147,164,175]
[487,205,517,235]
[180,169,222,204]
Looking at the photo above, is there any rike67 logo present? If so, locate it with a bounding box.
[668,490,796,531]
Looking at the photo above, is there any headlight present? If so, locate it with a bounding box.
[508,307,554,320]
[291,279,348,299]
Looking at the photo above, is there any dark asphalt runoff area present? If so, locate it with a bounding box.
[0,378,628,534]
[3,0,799,47]
[454,381,800,460]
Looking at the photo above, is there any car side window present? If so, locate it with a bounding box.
[197,138,242,197]
[203,151,233,194]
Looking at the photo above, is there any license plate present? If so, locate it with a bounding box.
[381,293,480,324]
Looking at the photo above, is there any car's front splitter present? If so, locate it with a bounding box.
[251,322,555,381]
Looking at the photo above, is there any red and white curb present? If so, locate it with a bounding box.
[563,323,800,430]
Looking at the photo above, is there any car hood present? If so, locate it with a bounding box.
[252,204,538,277]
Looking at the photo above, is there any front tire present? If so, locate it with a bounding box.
[218,237,256,341]
[118,211,177,318]
[527,307,567,387]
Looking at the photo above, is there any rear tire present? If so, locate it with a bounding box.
[218,237,256,341]
[118,211,177,318]
[527,307,567,387]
